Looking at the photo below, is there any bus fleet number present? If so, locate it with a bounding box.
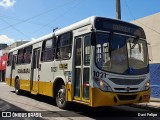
[93,71,107,78]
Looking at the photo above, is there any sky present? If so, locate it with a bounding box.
[0,0,159,45]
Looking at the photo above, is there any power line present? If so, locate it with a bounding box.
[0,18,30,39]
[125,0,160,36]
[124,0,135,21]
[0,0,77,31]
[30,0,84,36]
[0,15,53,28]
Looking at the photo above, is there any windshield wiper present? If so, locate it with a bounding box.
[131,37,139,49]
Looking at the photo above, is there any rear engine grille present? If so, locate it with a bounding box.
[109,78,144,85]
[118,94,137,101]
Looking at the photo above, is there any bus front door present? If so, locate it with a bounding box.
[74,35,91,103]
[30,48,40,94]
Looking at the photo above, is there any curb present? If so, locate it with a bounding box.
[150,97,160,102]
[0,82,6,84]
[130,104,160,112]
[129,98,160,112]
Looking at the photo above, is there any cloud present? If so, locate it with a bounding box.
[0,35,14,45]
[0,0,16,8]
[32,38,36,41]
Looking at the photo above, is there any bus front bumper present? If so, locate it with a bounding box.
[91,87,150,107]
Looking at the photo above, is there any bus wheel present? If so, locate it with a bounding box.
[15,78,21,95]
[56,85,68,109]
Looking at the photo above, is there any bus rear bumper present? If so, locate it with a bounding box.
[91,88,150,107]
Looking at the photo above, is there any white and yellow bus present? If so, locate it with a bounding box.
[6,16,150,109]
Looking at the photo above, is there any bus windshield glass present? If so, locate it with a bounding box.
[95,32,149,75]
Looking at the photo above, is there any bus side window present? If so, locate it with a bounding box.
[56,38,60,59]
[57,32,72,59]
[53,37,56,59]
[45,39,53,61]
[25,46,32,64]
[29,52,32,63]
[17,49,23,65]
[23,48,26,64]
[41,39,53,62]
[12,55,17,69]
[84,35,91,65]
[41,41,46,61]
[7,53,13,66]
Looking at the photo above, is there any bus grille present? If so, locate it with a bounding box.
[117,94,137,101]
[114,88,138,91]
[109,78,144,85]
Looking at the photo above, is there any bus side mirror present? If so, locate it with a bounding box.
[147,43,152,62]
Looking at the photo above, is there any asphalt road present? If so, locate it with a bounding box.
[0,82,159,120]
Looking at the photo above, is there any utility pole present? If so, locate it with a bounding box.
[116,0,121,20]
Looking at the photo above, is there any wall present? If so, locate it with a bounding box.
[132,12,160,98]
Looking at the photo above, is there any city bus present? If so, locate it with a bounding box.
[5,16,150,109]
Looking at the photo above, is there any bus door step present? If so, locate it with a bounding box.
[31,91,38,95]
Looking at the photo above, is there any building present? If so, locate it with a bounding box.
[132,12,160,98]
[0,54,7,82]
[2,41,29,54]
[0,43,8,50]
[0,41,29,82]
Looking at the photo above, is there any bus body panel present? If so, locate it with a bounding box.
[16,64,31,91]
[5,66,11,85]
[38,61,54,96]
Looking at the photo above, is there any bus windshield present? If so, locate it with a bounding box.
[95,32,149,75]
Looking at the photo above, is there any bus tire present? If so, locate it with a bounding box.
[56,84,68,109]
[15,78,21,95]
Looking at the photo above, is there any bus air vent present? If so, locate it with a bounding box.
[109,78,144,85]
[114,88,138,91]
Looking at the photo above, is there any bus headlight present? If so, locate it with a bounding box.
[141,81,150,91]
[94,78,112,92]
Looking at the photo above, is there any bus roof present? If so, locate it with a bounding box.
[9,16,97,53]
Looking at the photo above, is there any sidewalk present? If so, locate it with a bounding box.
[131,97,160,112]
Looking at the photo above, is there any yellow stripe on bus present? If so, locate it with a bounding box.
[6,78,54,97]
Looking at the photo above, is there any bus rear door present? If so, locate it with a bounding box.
[10,55,16,86]
[30,48,40,94]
